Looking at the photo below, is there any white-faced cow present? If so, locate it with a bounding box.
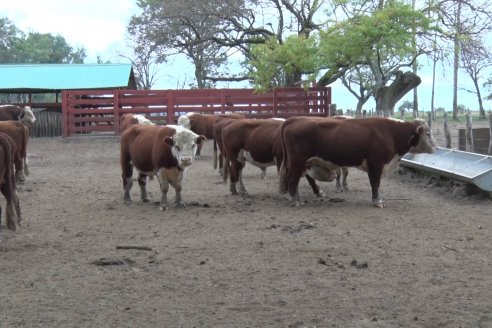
[120,113,154,132]
[0,132,21,234]
[0,105,36,124]
[120,124,205,210]
[0,121,30,183]
[177,112,245,159]
[221,118,349,196]
[280,117,437,207]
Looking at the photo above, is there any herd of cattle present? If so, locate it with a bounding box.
[0,104,36,236]
[120,111,437,211]
[0,106,437,239]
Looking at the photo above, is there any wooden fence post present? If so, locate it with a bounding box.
[329,104,337,117]
[444,111,451,148]
[466,111,474,152]
[114,90,120,134]
[427,112,432,129]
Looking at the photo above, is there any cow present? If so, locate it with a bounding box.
[0,132,21,234]
[0,121,30,183]
[120,124,205,210]
[177,112,245,159]
[280,117,437,207]
[120,113,154,132]
[221,118,346,196]
[0,105,36,124]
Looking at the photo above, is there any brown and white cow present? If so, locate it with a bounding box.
[0,132,21,234]
[280,117,437,207]
[0,105,36,124]
[221,118,347,196]
[177,112,245,158]
[120,124,205,210]
[119,113,154,132]
[0,121,30,183]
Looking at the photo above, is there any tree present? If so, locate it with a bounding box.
[460,37,492,120]
[430,0,492,120]
[128,0,329,88]
[397,100,414,113]
[249,0,433,115]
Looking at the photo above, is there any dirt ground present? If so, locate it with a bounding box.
[1,120,491,328]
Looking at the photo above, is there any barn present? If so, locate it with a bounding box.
[0,63,137,136]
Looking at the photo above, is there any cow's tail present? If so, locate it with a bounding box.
[278,120,289,195]
[22,125,29,176]
[0,133,18,231]
[213,139,218,169]
[223,156,230,183]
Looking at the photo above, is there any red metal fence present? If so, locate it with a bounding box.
[61,87,331,137]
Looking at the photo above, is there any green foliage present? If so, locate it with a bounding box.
[248,35,319,91]
[317,1,432,82]
[397,100,413,113]
[0,17,86,64]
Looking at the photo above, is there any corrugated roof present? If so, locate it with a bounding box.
[0,64,135,92]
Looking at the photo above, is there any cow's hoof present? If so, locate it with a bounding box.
[159,206,167,211]
[141,198,150,203]
[124,198,132,205]
[373,199,386,208]
[175,203,185,209]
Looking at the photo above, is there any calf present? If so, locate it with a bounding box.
[120,124,205,210]
[0,105,36,124]
[280,117,437,207]
[120,113,154,132]
[0,132,21,233]
[0,121,30,183]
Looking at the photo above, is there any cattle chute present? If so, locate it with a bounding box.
[400,148,492,192]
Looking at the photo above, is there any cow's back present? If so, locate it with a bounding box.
[0,105,21,121]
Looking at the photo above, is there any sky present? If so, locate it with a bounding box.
[1,0,490,112]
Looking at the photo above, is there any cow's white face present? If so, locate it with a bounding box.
[22,106,36,123]
[165,125,205,168]
[134,114,153,125]
[409,121,437,154]
[177,115,191,129]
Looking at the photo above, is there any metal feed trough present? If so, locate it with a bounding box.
[400,148,492,192]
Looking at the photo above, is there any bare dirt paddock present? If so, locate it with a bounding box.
[1,136,491,328]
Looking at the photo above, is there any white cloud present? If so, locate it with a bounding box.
[1,0,137,62]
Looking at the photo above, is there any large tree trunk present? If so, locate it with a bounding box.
[374,71,422,116]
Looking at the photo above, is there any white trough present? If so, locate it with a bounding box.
[400,148,492,192]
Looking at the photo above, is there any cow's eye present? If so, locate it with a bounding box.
[175,146,181,151]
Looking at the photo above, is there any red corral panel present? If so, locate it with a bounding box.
[62,87,331,137]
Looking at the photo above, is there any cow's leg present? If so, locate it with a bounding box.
[218,147,224,176]
[14,162,25,184]
[166,168,185,208]
[229,154,247,195]
[335,167,349,192]
[137,173,150,203]
[306,175,323,197]
[196,142,203,157]
[1,185,16,231]
[368,165,384,207]
[157,170,170,211]
[13,190,21,225]
[121,158,133,203]
[286,165,304,206]
[260,167,267,179]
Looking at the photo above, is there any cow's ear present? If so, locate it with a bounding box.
[163,136,174,146]
[408,133,419,146]
[196,135,206,145]
[415,125,424,134]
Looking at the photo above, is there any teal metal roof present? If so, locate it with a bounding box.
[0,64,136,92]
